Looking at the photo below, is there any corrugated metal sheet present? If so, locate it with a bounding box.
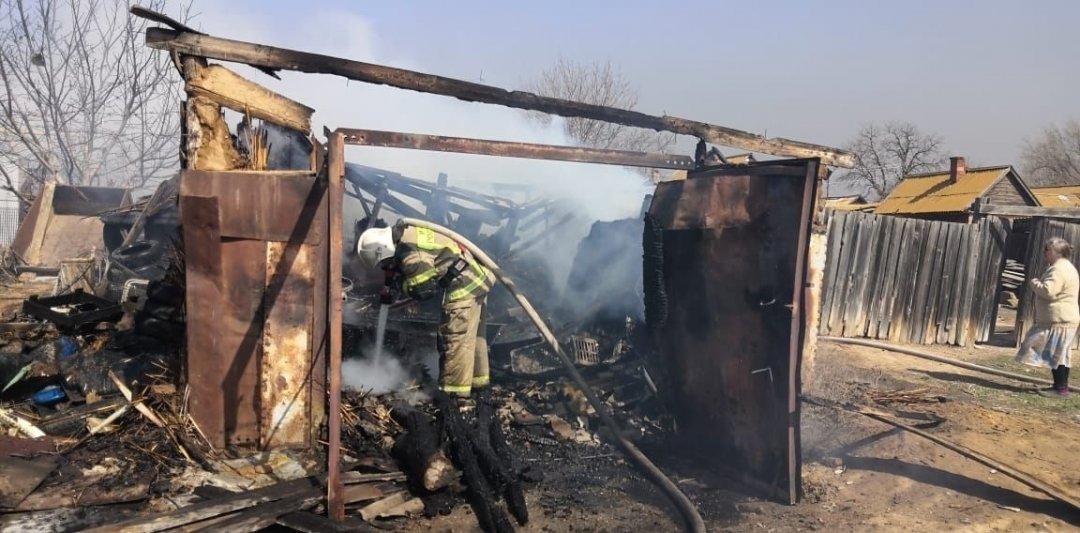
[875,166,1010,215]
[1033,186,1080,208]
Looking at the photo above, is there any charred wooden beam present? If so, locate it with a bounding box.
[347,164,518,212]
[187,64,313,132]
[326,131,346,522]
[141,26,855,167]
[340,128,695,170]
[392,407,457,493]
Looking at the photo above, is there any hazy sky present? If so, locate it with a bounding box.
[187,0,1080,169]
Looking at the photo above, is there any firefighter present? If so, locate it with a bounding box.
[356,221,494,401]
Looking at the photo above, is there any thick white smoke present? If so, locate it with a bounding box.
[197,5,654,292]
[341,344,409,395]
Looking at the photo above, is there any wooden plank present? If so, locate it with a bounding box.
[863,214,892,335]
[977,219,1000,342]
[973,221,996,343]
[327,131,346,522]
[309,179,329,452]
[24,182,56,265]
[341,129,696,171]
[956,223,980,346]
[951,223,971,344]
[908,221,941,344]
[197,495,318,531]
[842,214,875,337]
[847,214,881,337]
[981,218,1009,343]
[187,64,314,132]
[817,211,846,336]
[182,195,226,448]
[81,477,322,533]
[951,224,973,345]
[889,218,922,342]
[838,213,869,336]
[935,223,961,344]
[826,212,858,335]
[875,217,906,338]
[823,211,853,335]
[141,27,856,167]
[924,223,950,345]
[276,511,375,533]
[864,216,896,339]
[181,170,323,244]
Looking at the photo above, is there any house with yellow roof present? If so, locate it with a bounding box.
[1031,185,1080,208]
[875,157,1040,223]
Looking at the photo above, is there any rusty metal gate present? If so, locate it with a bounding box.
[645,159,818,504]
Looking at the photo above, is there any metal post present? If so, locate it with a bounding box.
[326,131,345,522]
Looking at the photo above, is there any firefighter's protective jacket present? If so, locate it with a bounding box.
[391,223,493,303]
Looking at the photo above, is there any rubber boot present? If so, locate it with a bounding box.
[1058,366,1071,397]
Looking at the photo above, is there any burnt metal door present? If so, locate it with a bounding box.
[645,159,818,504]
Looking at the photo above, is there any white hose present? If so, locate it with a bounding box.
[401,217,707,533]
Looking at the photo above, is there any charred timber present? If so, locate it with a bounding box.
[141,26,856,167]
[340,129,695,170]
[392,407,457,493]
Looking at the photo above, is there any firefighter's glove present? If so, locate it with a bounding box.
[438,257,469,288]
[379,286,395,305]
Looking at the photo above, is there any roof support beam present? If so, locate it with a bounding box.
[141,26,856,168]
[338,128,696,170]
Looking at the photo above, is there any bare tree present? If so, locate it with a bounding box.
[527,57,674,154]
[1021,119,1080,187]
[0,0,188,197]
[840,121,947,200]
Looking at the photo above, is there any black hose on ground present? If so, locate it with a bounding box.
[401,218,707,533]
[821,337,1073,392]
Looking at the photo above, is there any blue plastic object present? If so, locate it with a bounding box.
[56,337,78,359]
[32,385,67,407]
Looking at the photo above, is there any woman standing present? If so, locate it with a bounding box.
[1016,237,1080,397]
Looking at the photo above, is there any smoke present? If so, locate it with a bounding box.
[341,344,409,395]
[196,4,653,295]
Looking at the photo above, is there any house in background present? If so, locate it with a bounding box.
[875,157,1040,223]
[822,194,877,213]
[1031,184,1080,208]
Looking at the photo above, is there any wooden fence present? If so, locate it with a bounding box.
[1016,218,1080,347]
[819,211,1007,346]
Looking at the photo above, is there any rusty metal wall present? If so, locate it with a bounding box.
[646,159,818,503]
[181,170,328,449]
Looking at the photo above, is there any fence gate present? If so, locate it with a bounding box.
[1016,218,1080,347]
[819,211,1007,346]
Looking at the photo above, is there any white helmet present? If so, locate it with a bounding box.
[356,226,395,269]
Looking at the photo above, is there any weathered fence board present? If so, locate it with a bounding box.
[1016,218,1080,347]
[820,211,1006,346]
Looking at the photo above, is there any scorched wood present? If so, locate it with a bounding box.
[140,26,856,167]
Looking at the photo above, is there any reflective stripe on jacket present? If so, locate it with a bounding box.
[395,225,493,302]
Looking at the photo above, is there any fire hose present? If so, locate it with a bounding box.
[399,218,707,533]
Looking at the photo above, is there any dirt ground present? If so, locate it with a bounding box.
[404,307,1080,532]
[4,275,1078,532]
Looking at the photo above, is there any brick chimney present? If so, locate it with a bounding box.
[949,156,967,184]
